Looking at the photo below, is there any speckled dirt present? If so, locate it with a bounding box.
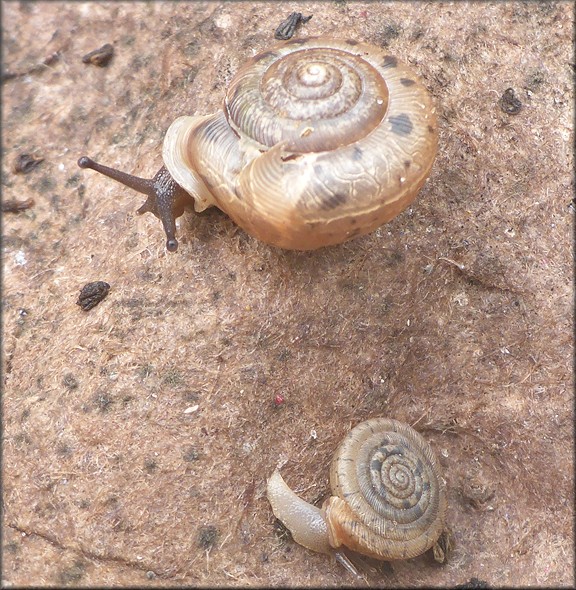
[2,1,574,587]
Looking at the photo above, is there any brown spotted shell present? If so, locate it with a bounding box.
[163,37,438,250]
[324,418,447,560]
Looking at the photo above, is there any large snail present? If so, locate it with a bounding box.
[78,37,438,251]
[267,418,449,576]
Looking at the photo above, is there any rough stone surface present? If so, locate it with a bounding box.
[2,1,573,587]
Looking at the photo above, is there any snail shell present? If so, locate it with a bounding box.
[163,37,438,250]
[267,418,447,571]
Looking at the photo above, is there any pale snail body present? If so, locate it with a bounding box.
[267,418,448,574]
[78,37,438,251]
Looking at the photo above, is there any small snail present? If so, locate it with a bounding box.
[267,418,449,576]
[78,37,438,251]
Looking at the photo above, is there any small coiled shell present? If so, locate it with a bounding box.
[267,418,448,573]
[163,37,438,250]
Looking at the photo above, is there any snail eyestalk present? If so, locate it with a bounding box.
[333,551,361,579]
[77,156,193,252]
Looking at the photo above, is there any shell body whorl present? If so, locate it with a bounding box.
[163,37,438,250]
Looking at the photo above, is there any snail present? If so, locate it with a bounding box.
[267,418,449,576]
[78,37,438,252]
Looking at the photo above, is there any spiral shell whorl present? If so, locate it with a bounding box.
[326,418,446,560]
[225,39,389,153]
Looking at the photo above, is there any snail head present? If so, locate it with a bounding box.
[77,156,193,252]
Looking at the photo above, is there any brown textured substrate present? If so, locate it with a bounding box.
[2,1,573,587]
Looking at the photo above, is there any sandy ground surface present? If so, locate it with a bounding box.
[2,1,574,587]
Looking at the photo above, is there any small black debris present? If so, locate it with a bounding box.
[499,88,522,115]
[454,578,491,589]
[197,525,219,550]
[274,13,313,40]
[2,198,35,212]
[13,153,44,174]
[82,43,114,67]
[76,281,110,311]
